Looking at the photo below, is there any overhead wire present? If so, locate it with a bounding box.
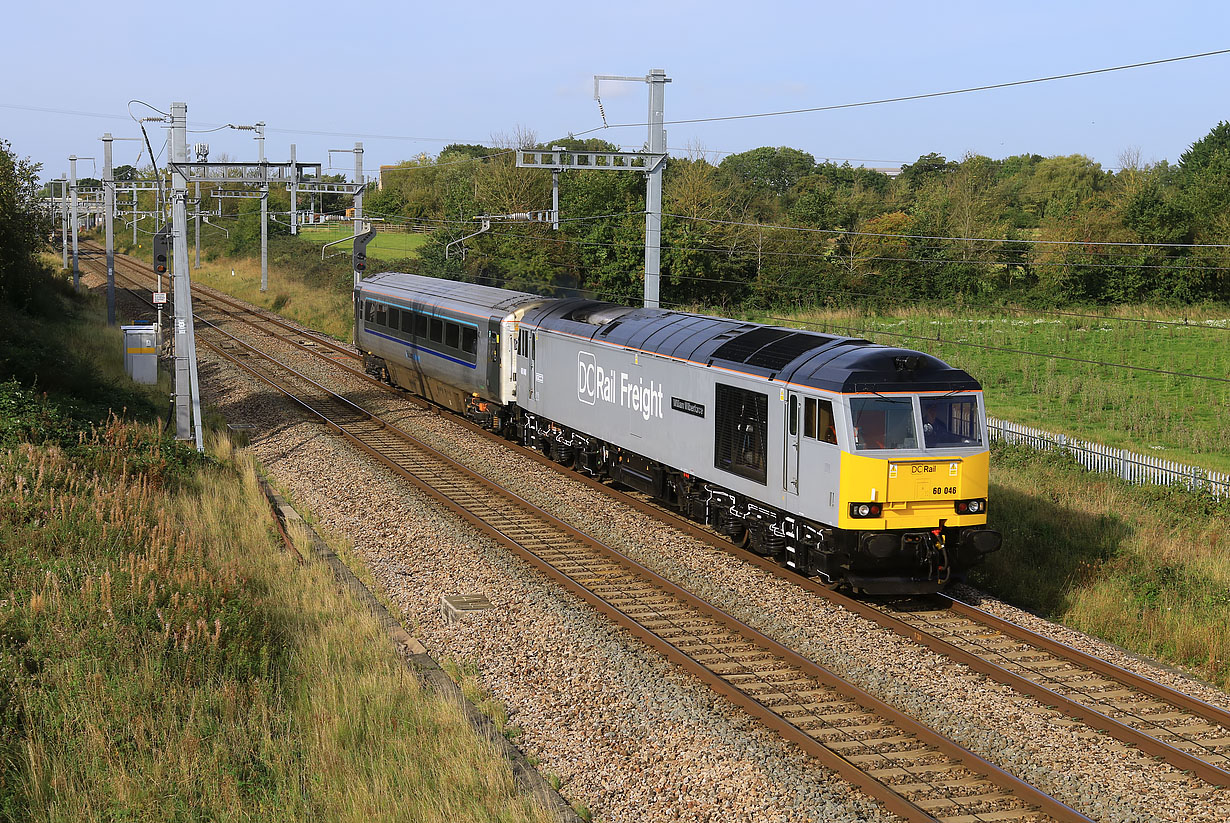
[663,213,1230,250]
[571,48,1230,136]
[445,255,1230,384]
[469,224,1230,333]
[478,222,1230,274]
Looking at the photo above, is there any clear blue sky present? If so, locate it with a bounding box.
[4,0,1228,184]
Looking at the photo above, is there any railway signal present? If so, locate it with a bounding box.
[353,225,376,284]
[152,223,170,274]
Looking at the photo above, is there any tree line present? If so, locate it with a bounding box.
[359,122,1230,309]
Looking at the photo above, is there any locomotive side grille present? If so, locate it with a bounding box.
[714,383,769,485]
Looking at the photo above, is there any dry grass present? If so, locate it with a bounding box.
[0,423,554,823]
[977,444,1230,690]
[191,258,354,341]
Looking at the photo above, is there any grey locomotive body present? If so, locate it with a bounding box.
[355,275,1001,594]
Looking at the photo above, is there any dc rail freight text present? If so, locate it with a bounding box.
[354,272,1002,595]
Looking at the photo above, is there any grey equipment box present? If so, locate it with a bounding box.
[121,325,159,385]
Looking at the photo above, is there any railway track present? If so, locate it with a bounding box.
[87,245,1227,814]
[85,247,1092,823]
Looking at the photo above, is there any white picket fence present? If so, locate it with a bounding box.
[986,417,1230,499]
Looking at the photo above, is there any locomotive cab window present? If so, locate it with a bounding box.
[714,384,768,485]
[921,395,983,448]
[804,397,838,445]
[850,397,916,451]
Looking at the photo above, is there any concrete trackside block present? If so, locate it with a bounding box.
[441,594,495,624]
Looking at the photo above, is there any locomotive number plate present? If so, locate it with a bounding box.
[887,460,961,501]
[916,482,959,499]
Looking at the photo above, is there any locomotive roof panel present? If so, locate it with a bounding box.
[510,286,983,394]
[790,346,981,393]
[360,272,543,314]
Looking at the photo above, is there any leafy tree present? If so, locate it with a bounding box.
[113,165,137,182]
[1019,155,1106,219]
[661,156,752,306]
[0,140,53,309]
[717,147,816,197]
[1178,121,1230,175]
[898,153,957,190]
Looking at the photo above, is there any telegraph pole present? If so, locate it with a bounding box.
[289,143,298,235]
[194,180,201,267]
[59,174,68,270]
[515,68,669,308]
[170,102,204,452]
[102,134,116,325]
[257,122,268,292]
[69,156,80,289]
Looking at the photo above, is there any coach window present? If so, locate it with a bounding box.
[415,314,428,338]
[430,317,443,343]
[374,303,387,327]
[445,322,460,350]
[363,300,374,323]
[462,327,478,355]
[388,307,400,333]
[714,383,768,485]
[401,311,414,335]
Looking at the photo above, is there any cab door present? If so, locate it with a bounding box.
[518,326,537,403]
[785,391,801,497]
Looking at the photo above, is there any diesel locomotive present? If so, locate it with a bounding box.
[355,272,1002,595]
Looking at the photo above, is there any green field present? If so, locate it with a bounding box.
[300,225,429,259]
[757,305,1230,474]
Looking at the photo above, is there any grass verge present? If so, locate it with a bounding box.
[0,282,554,823]
[761,304,1230,473]
[300,225,429,258]
[976,441,1230,691]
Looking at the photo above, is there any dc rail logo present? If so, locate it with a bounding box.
[576,351,608,405]
[576,351,664,420]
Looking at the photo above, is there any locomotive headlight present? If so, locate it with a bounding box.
[850,503,883,518]
[857,504,871,517]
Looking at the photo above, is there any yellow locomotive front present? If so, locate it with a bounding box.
[833,392,1002,593]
